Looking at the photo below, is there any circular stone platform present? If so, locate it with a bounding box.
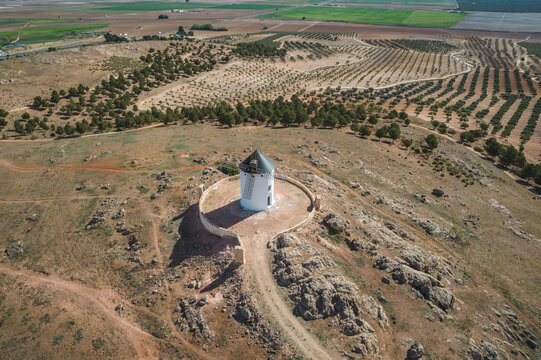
[201,177,312,237]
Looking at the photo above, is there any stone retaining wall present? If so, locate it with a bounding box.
[198,175,315,266]
[198,175,245,264]
[276,176,316,236]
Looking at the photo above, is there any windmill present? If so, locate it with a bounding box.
[238,142,285,211]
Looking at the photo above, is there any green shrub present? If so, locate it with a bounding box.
[432,188,444,197]
[218,163,239,176]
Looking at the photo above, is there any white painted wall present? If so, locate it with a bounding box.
[240,170,274,211]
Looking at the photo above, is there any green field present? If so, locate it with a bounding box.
[47,2,289,13]
[262,7,467,28]
[214,4,288,10]
[0,24,107,46]
[522,42,541,57]
[0,19,74,26]
[337,0,456,6]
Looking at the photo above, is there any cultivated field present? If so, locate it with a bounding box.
[0,24,108,46]
[451,12,541,33]
[263,7,468,28]
[457,0,541,12]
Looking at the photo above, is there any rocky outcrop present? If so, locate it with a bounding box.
[374,255,455,311]
[467,340,504,360]
[272,233,385,356]
[179,298,213,340]
[226,285,284,355]
[409,216,451,238]
[85,197,123,230]
[488,306,538,351]
[151,171,173,199]
[323,212,348,233]
[400,248,452,279]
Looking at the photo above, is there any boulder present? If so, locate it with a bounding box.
[340,318,374,336]
[406,342,424,360]
[237,306,252,322]
[112,208,126,219]
[275,264,309,286]
[5,242,23,259]
[430,287,455,311]
[276,233,300,249]
[361,295,388,328]
[323,213,348,233]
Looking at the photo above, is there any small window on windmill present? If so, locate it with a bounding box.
[268,185,271,191]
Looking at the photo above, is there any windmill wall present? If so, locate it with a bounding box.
[240,170,274,211]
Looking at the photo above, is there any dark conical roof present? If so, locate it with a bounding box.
[240,150,275,173]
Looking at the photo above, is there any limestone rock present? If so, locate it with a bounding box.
[351,334,379,356]
[5,241,23,258]
[112,208,126,219]
[237,306,252,322]
[407,342,424,360]
[276,233,301,248]
[302,256,336,272]
[323,212,348,233]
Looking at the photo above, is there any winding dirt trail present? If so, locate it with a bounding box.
[243,234,334,360]
[0,265,155,359]
[0,122,163,142]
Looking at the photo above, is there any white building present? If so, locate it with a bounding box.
[239,150,275,211]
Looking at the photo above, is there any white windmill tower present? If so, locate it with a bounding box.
[239,148,275,211]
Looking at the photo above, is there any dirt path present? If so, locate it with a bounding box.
[0,158,205,174]
[0,122,163,142]
[0,194,110,203]
[205,178,332,359]
[0,159,137,173]
[264,23,283,31]
[11,22,28,44]
[0,265,155,359]
[298,22,318,32]
[243,234,334,360]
